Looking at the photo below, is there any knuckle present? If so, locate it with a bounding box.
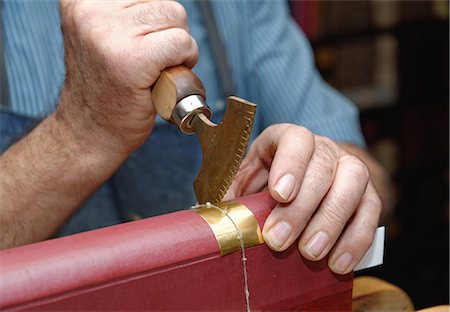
[282,124,315,151]
[303,161,334,192]
[143,1,187,26]
[365,193,383,218]
[171,29,193,53]
[155,28,192,60]
[323,201,348,228]
[357,230,375,251]
[190,38,199,56]
[314,148,338,168]
[151,28,195,68]
[320,161,335,179]
[169,1,188,24]
[292,124,314,142]
[316,135,334,147]
[315,136,339,159]
[368,193,382,210]
[355,225,377,251]
[135,1,187,27]
[343,155,370,181]
[133,6,155,25]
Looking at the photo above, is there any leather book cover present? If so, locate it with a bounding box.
[0,192,352,311]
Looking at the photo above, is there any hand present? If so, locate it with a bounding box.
[224,124,382,274]
[57,1,198,156]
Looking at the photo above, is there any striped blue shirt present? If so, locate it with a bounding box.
[2,0,365,146]
[1,0,366,234]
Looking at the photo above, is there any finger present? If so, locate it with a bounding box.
[226,124,315,203]
[243,124,313,203]
[223,164,268,201]
[267,125,315,203]
[263,137,340,251]
[223,141,270,201]
[126,1,189,34]
[298,155,370,261]
[136,28,198,86]
[146,27,198,68]
[328,182,382,274]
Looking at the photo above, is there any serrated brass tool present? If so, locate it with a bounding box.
[152,65,256,204]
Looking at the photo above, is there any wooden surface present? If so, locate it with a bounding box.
[353,276,415,311]
[417,306,450,312]
[353,276,449,312]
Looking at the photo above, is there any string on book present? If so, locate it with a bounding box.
[191,202,251,312]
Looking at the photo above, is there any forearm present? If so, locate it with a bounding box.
[0,112,125,249]
[339,143,392,221]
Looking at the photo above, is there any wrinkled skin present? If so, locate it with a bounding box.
[225,124,382,274]
[57,1,382,275]
[58,0,198,155]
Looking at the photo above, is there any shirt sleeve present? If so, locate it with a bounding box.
[243,0,366,147]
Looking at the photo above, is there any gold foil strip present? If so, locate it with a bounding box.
[193,202,264,256]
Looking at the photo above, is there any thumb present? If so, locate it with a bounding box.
[222,185,237,201]
[222,145,270,201]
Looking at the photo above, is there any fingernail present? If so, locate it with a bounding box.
[333,252,353,273]
[305,231,329,258]
[274,174,296,201]
[266,221,292,249]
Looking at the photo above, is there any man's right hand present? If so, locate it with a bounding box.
[0,1,198,248]
[57,1,198,156]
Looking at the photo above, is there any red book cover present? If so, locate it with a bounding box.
[0,193,352,311]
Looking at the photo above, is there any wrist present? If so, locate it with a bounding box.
[56,83,155,157]
[0,110,128,247]
[55,88,133,158]
[49,109,127,178]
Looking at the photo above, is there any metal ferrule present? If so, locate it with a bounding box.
[172,95,212,134]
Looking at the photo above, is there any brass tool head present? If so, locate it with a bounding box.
[190,96,257,204]
[152,66,257,204]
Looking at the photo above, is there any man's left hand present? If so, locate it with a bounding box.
[224,123,382,274]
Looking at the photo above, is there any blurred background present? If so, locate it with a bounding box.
[289,0,449,309]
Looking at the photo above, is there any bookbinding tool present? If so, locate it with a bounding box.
[152,65,256,204]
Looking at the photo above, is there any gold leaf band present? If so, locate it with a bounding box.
[192,202,264,256]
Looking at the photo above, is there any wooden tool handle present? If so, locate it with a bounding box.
[152,65,206,122]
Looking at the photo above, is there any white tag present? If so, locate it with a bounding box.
[355,226,385,271]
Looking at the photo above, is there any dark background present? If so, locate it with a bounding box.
[289,0,449,309]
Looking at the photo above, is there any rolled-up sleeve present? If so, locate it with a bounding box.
[243,0,366,147]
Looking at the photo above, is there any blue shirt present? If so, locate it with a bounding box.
[0,0,365,235]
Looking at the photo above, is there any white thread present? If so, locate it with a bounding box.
[191,202,251,312]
